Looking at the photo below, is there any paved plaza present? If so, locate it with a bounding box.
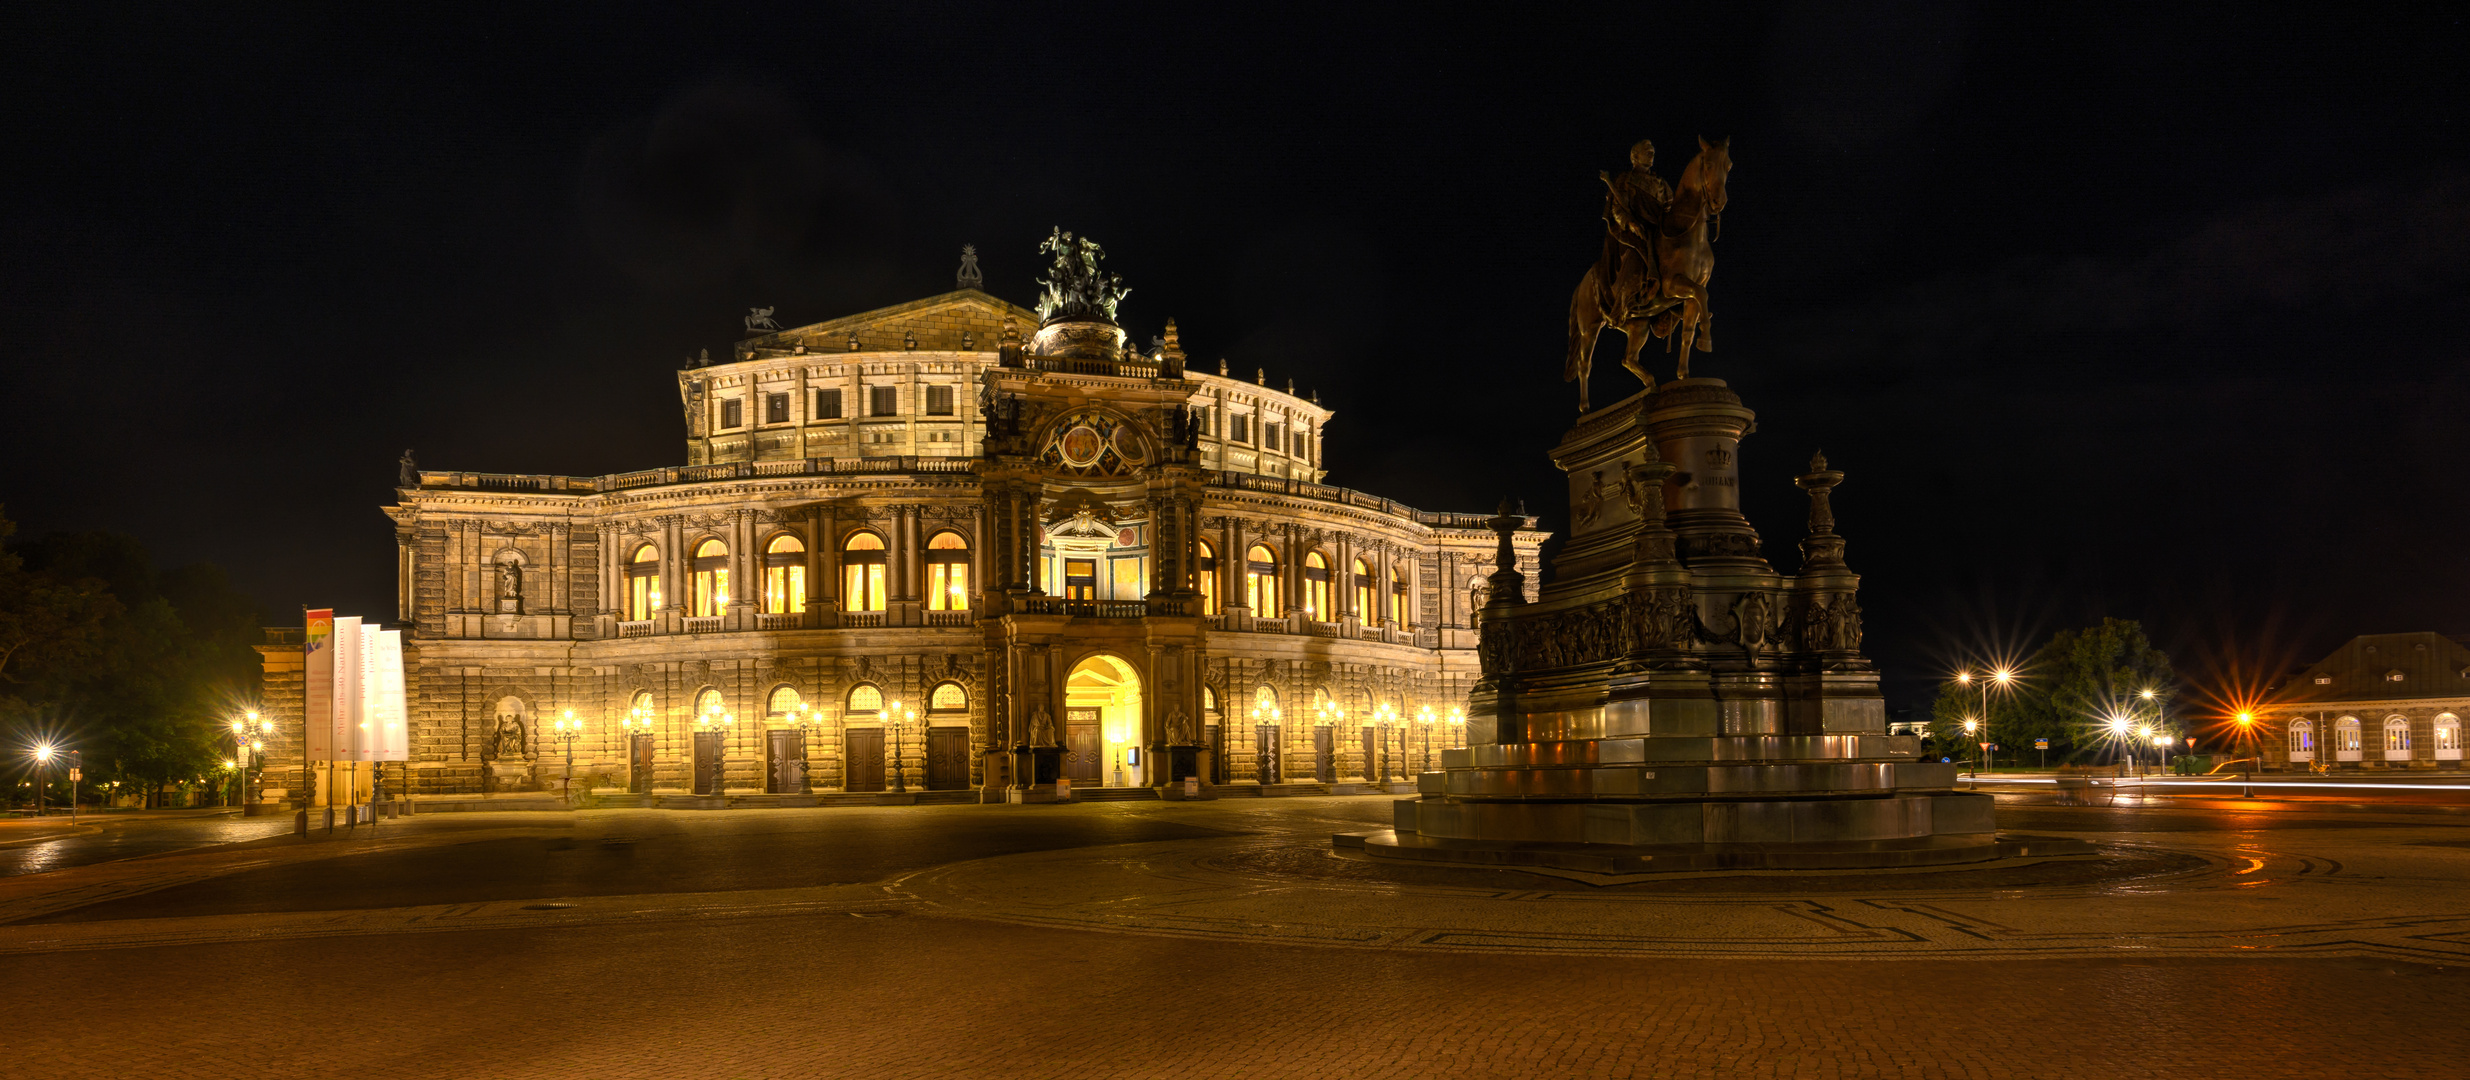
[3,792,2467,1078]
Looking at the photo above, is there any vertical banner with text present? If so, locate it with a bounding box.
[304,609,335,759]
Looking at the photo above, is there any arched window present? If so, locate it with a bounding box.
[689,540,729,617]
[928,682,968,712]
[848,683,883,716]
[2288,718,2314,758]
[767,685,804,720]
[763,536,806,614]
[2335,715,2363,757]
[626,691,656,727]
[1253,684,1280,721]
[2437,714,2462,759]
[1391,559,1411,627]
[1303,551,1331,620]
[1197,540,1219,616]
[927,531,970,611]
[2385,716,2413,755]
[1246,545,1280,615]
[626,545,661,621]
[694,688,726,721]
[1353,558,1374,623]
[843,532,887,613]
[1203,685,1218,715]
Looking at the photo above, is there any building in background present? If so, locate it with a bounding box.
[2258,632,2470,771]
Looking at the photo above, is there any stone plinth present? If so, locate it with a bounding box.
[1370,381,2020,872]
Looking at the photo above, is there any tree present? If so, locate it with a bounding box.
[0,507,120,689]
[1928,618,2175,767]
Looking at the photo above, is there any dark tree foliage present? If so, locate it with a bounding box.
[1927,618,2176,767]
[0,507,263,807]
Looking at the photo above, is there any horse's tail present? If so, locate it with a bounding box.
[1565,263,1597,383]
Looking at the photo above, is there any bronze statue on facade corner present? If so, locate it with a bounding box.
[1564,136,1733,412]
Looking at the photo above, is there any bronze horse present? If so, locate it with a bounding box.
[1565,137,1732,412]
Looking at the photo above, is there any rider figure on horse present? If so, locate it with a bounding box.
[1602,139,1672,312]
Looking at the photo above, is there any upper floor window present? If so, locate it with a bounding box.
[927,531,970,611]
[843,532,887,612]
[720,398,744,429]
[765,392,790,425]
[1197,540,1219,616]
[1063,558,1098,601]
[689,540,729,617]
[1391,559,1410,626]
[926,385,955,416]
[1266,423,1284,453]
[626,544,660,621]
[816,388,843,420]
[1302,552,1331,620]
[1247,545,1279,614]
[763,535,806,615]
[869,386,898,417]
[1353,558,1375,624]
[1230,413,1251,443]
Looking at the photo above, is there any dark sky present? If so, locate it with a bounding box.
[4,2,2466,712]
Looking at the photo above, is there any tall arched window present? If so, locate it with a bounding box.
[1197,540,1219,616]
[1203,685,1218,715]
[694,688,726,720]
[2385,715,2413,756]
[1303,552,1331,620]
[627,690,655,725]
[768,685,803,719]
[927,531,970,611]
[2288,718,2315,760]
[2437,714,2462,759]
[763,536,806,614]
[1391,559,1411,626]
[1352,558,1374,623]
[843,532,887,612]
[929,682,968,713]
[1253,684,1279,718]
[689,540,729,617]
[1246,545,1280,615]
[2335,715,2363,759]
[625,545,662,621]
[848,683,884,716]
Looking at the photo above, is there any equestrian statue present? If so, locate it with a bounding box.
[1565,136,1732,412]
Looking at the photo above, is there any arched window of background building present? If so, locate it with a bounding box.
[843,532,887,613]
[848,683,883,716]
[2385,715,2413,755]
[927,531,970,611]
[2336,715,2363,757]
[763,536,805,614]
[768,685,803,719]
[1391,559,1411,626]
[689,539,729,617]
[1197,540,1219,616]
[1352,558,1374,623]
[929,682,968,713]
[1246,545,1279,615]
[2288,718,2314,757]
[627,544,660,621]
[2437,714,2462,756]
[1303,552,1331,620]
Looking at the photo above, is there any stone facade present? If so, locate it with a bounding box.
[257,285,1545,803]
[2258,632,2470,771]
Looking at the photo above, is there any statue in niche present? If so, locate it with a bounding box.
[1167,707,1197,746]
[1029,706,1056,747]
[486,711,529,761]
[497,561,523,614]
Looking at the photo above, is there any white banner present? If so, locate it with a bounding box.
[332,616,364,761]
[361,628,409,762]
[306,612,408,763]
[305,609,335,759]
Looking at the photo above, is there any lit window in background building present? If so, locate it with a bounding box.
[764,535,805,614]
[627,544,660,620]
[843,532,887,612]
[1247,545,1279,614]
[690,540,729,617]
[927,531,970,611]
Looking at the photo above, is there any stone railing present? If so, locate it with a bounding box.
[1202,473,1525,531]
[923,610,974,627]
[682,616,722,634]
[617,620,655,638]
[1029,355,1162,379]
[414,456,976,497]
[841,612,884,629]
[755,612,803,631]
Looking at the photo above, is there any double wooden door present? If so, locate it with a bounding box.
[844,728,885,792]
[1313,726,1336,784]
[1064,708,1102,783]
[628,733,655,794]
[925,727,969,790]
[1361,726,1379,781]
[691,730,724,795]
[767,729,807,794]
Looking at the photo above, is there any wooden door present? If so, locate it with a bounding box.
[628,733,655,793]
[767,729,807,793]
[1065,708,1102,783]
[925,727,969,790]
[692,730,724,795]
[1256,723,1281,784]
[844,728,885,792]
[1313,726,1335,784]
[1360,726,1378,780]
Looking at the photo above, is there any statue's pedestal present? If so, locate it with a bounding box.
[1361,382,2083,873]
[483,760,535,793]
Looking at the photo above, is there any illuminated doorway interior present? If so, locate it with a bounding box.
[1066,654,1144,787]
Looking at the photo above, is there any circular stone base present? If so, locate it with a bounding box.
[1337,829,2092,874]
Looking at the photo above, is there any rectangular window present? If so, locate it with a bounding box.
[815,389,843,419]
[720,398,743,429]
[926,385,955,415]
[1110,557,1144,599]
[870,386,898,416]
[764,392,789,425]
[1064,559,1098,601]
[1266,423,1283,453]
[1231,414,1250,442]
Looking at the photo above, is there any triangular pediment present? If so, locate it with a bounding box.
[742,289,1038,354]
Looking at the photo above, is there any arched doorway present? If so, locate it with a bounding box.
[1066,654,1143,787]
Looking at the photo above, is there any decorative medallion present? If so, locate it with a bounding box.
[1058,424,1105,468]
[1040,409,1147,477]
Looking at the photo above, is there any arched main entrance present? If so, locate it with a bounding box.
[1066,654,1143,787]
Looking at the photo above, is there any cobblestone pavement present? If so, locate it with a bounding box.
[0,795,2464,1078]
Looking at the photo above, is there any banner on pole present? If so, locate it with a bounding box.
[305,611,409,763]
[305,609,335,759]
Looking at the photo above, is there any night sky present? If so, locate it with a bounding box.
[4,3,2465,711]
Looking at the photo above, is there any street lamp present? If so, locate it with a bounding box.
[620,702,654,794]
[550,709,584,803]
[694,705,735,797]
[1448,707,1465,750]
[2156,732,2175,774]
[882,702,914,794]
[30,744,54,817]
[1417,706,1436,774]
[1961,717,1980,785]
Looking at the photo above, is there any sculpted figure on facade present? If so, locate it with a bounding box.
[486,710,529,761]
[398,448,418,488]
[497,560,523,612]
[1029,706,1056,747]
[1034,228,1127,324]
[1731,590,1773,654]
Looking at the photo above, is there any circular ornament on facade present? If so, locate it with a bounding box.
[1058,424,1105,468]
[1112,425,1147,465]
